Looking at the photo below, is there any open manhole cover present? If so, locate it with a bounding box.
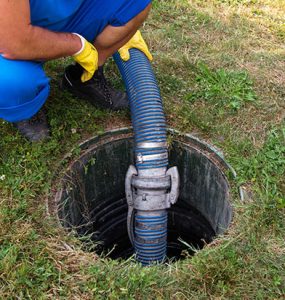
[48,128,234,261]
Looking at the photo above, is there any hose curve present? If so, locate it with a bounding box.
[114,49,178,265]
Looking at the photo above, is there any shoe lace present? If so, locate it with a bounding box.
[95,70,113,105]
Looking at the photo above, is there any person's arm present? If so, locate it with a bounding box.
[0,0,82,60]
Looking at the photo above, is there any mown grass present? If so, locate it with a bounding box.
[0,0,284,299]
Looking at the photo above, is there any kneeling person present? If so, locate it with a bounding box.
[0,0,152,141]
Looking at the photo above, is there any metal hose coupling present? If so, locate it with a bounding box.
[125,163,180,264]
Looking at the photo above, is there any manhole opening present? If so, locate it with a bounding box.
[53,130,233,261]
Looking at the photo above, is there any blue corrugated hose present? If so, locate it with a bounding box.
[114,49,168,265]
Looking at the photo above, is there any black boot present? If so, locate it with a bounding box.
[13,108,50,142]
[61,64,129,110]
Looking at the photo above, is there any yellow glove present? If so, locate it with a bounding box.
[72,33,98,82]
[118,30,153,62]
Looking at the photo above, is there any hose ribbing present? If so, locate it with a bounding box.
[114,49,168,265]
[114,49,168,171]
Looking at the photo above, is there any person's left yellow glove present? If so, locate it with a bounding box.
[72,33,98,82]
[118,30,153,62]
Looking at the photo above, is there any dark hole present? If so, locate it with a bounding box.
[54,131,232,262]
[73,196,215,261]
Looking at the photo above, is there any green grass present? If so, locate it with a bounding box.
[186,62,257,110]
[1,0,285,299]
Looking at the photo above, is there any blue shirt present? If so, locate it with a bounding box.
[29,0,151,41]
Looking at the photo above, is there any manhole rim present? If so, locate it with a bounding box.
[46,127,239,251]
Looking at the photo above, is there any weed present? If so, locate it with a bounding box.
[236,128,283,179]
[235,127,285,207]
[186,62,257,111]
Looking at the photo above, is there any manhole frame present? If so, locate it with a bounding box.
[46,127,239,257]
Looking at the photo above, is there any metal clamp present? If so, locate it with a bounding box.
[166,166,180,205]
[125,165,137,246]
[125,165,180,245]
[136,142,167,149]
[136,152,168,164]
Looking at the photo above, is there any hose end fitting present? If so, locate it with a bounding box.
[125,165,180,264]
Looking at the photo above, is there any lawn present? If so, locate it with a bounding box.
[0,0,284,299]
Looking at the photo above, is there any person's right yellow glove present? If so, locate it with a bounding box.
[72,34,98,82]
[118,30,153,62]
